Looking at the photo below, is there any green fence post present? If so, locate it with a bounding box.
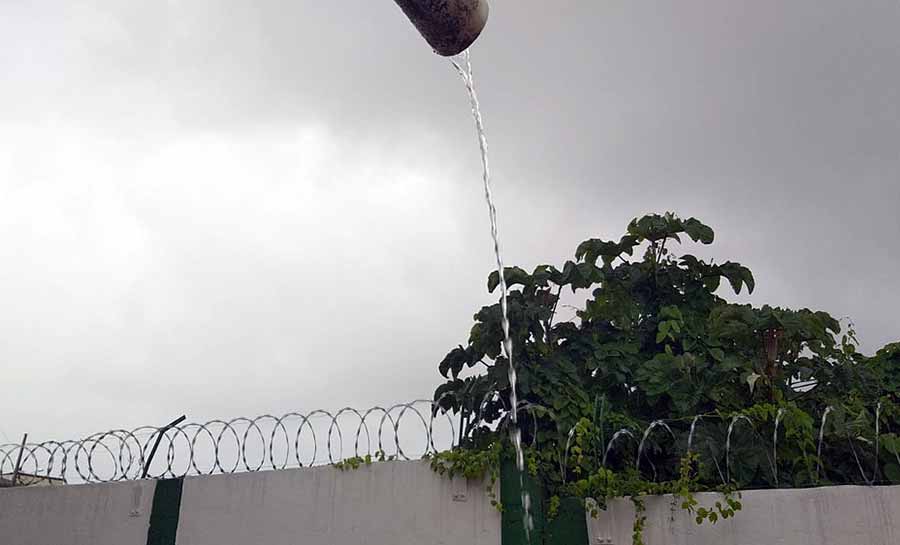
[146,478,184,545]
[500,459,589,545]
[500,459,544,545]
[544,496,589,545]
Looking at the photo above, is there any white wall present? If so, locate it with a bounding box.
[176,460,501,545]
[587,485,900,545]
[0,479,154,545]
[5,465,900,545]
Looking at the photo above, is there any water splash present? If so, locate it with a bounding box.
[450,50,532,540]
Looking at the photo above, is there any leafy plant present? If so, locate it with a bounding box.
[431,213,899,543]
[333,454,373,471]
[428,441,504,511]
[333,450,395,471]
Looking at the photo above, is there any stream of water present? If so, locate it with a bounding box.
[450,50,533,540]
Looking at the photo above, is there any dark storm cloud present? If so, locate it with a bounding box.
[1,1,898,440]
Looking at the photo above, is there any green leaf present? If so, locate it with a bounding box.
[683,217,715,244]
[438,347,468,378]
[531,264,561,287]
[487,266,531,293]
[703,274,722,292]
[719,262,747,294]
[741,266,755,294]
[576,236,638,266]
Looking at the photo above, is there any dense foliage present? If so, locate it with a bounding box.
[432,213,900,510]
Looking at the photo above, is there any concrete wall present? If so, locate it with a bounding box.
[4,464,900,545]
[587,485,900,545]
[176,460,500,545]
[0,479,155,545]
[0,461,499,545]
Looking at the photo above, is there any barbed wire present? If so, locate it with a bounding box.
[3,400,893,488]
[558,404,892,488]
[0,400,458,485]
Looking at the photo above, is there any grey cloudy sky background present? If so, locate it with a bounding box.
[2,1,899,442]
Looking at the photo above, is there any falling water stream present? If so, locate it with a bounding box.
[450,50,533,540]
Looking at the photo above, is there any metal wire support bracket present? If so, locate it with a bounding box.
[141,416,186,479]
[10,433,28,486]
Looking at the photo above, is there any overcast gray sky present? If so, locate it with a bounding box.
[2,1,899,442]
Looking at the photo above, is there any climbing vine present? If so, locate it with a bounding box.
[427,441,504,511]
[332,454,373,471]
[430,213,900,543]
[333,450,396,471]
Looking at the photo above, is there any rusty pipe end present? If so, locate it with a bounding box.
[394,0,490,57]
